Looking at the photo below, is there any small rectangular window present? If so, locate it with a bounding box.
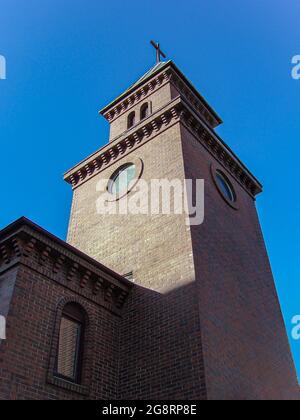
[57,316,82,382]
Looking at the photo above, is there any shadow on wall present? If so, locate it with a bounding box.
[118,279,299,400]
[118,281,206,400]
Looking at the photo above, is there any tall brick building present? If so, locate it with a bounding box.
[0,58,298,400]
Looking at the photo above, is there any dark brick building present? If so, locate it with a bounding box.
[0,59,298,400]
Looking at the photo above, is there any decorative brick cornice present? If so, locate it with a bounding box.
[102,69,171,123]
[65,97,262,198]
[0,218,133,315]
[64,97,182,188]
[169,70,220,129]
[100,61,222,129]
[178,99,263,197]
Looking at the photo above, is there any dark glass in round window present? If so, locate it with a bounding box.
[108,164,136,195]
[215,171,236,203]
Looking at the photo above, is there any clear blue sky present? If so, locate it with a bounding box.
[1,0,300,379]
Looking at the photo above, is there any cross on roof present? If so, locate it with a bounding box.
[150,40,167,64]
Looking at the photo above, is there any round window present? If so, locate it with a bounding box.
[108,163,136,196]
[215,170,236,203]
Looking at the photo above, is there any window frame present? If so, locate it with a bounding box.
[47,298,92,396]
[107,163,137,197]
[105,158,144,203]
[211,163,239,210]
[55,311,84,385]
[127,111,136,129]
[140,103,150,121]
[215,170,236,203]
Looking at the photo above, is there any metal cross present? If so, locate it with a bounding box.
[150,41,167,64]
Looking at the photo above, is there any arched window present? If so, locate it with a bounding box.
[127,112,136,129]
[140,103,149,120]
[56,303,85,384]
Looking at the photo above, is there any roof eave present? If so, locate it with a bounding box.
[169,61,223,126]
[99,60,172,116]
[99,61,222,128]
[0,217,133,289]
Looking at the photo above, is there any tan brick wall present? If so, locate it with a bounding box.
[68,122,195,293]
[67,114,208,400]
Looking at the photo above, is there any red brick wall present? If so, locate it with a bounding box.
[0,260,207,401]
[119,284,207,400]
[180,124,299,400]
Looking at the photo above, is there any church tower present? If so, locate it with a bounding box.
[64,49,298,400]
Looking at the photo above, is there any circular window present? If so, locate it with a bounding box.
[215,170,236,203]
[108,163,136,196]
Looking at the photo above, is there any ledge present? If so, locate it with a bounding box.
[0,217,133,314]
[99,61,222,129]
[64,97,262,198]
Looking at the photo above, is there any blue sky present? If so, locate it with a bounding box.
[1,0,300,379]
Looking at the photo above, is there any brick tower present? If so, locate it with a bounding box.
[64,58,298,400]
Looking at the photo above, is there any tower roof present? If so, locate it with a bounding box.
[125,61,170,92]
[100,61,171,115]
[100,60,223,127]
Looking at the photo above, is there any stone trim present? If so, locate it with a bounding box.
[0,218,133,315]
[65,97,262,198]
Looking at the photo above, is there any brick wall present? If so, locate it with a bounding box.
[1,61,297,400]
[109,84,172,141]
[180,123,299,400]
[118,284,207,400]
[66,69,300,398]
[67,121,208,399]
[0,220,132,400]
[67,123,195,293]
[0,264,120,400]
